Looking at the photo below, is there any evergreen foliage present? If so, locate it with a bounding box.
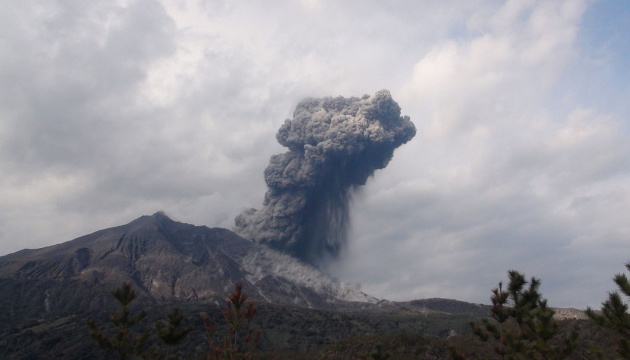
[202,283,260,360]
[152,307,193,360]
[87,282,259,360]
[86,282,150,359]
[469,270,577,359]
[586,262,630,359]
[155,307,193,346]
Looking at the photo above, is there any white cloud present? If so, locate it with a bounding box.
[333,0,629,307]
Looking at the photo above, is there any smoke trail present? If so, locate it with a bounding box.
[235,90,416,266]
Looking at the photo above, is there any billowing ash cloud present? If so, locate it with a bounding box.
[235,90,416,266]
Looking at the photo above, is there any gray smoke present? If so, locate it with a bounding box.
[235,90,416,266]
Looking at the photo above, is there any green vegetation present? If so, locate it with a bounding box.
[7,265,630,359]
[468,270,577,359]
[153,307,193,359]
[587,262,630,359]
[86,283,150,359]
[87,283,259,360]
[202,283,260,360]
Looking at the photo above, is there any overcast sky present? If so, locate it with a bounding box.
[1,0,628,308]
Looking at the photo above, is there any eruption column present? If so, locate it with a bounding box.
[235,90,416,266]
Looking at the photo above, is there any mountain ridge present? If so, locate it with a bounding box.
[0,212,375,321]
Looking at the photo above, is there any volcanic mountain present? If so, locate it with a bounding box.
[0,212,374,320]
[0,214,595,360]
[0,213,504,359]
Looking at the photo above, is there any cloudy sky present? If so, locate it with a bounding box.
[1,0,628,308]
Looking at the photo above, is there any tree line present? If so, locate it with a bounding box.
[87,263,630,359]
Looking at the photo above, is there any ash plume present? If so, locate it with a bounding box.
[235,90,416,266]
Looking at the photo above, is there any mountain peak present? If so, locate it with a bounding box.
[150,210,171,221]
[127,211,174,227]
[0,214,375,318]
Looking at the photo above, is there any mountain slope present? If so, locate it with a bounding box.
[0,212,374,320]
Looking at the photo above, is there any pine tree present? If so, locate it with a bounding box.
[202,283,260,360]
[586,262,630,359]
[470,270,577,360]
[87,283,150,360]
[152,306,193,360]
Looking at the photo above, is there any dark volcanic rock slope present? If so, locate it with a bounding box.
[0,212,373,320]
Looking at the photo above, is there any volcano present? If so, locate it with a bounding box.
[0,212,374,320]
